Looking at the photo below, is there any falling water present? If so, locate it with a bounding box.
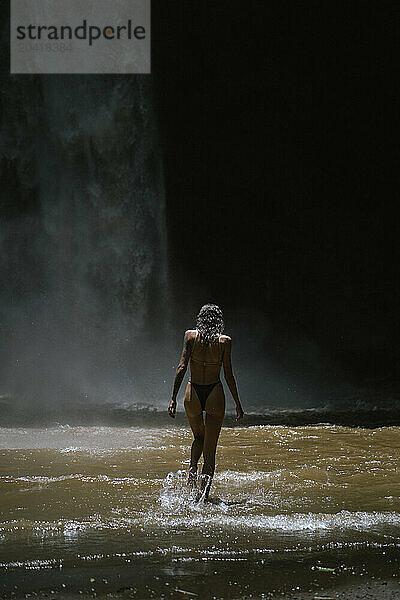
[0,74,170,411]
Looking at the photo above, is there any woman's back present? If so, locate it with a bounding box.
[188,329,225,385]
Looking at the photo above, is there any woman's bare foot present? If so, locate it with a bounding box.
[198,474,212,501]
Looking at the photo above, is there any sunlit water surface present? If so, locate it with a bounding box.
[0,424,399,598]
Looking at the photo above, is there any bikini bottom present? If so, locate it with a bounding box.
[190,380,221,411]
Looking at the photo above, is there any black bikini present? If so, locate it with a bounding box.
[191,381,221,411]
[189,332,223,411]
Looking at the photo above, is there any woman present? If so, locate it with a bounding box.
[168,304,244,500]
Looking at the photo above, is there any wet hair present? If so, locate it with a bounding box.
[195,304,224,346]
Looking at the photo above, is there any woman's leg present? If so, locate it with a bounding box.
[201,383,225,499]
[184,382,205,485]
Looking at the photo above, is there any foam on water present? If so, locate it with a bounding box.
[1,510,400,541]
[1,467,399,539]
[0,424,399,574]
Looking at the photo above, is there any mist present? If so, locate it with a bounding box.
[1,1,399,427]
[0,73,175,416]
[1,71,396,426]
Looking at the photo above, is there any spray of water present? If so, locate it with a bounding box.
[0,74,172,412]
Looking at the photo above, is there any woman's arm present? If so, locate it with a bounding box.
[168,331,192,418]
[222,337,244,422]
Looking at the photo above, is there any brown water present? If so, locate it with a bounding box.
[0,424,399,598]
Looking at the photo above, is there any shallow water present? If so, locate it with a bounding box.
[0,424,399,598]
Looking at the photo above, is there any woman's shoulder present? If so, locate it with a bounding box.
[185,329,197,339]
[220,334,232,344]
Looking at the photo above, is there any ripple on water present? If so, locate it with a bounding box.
[0,424,399,564]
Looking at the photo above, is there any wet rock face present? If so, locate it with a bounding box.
[0,73,169,405]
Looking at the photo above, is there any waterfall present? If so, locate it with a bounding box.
[0,74,170,410]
